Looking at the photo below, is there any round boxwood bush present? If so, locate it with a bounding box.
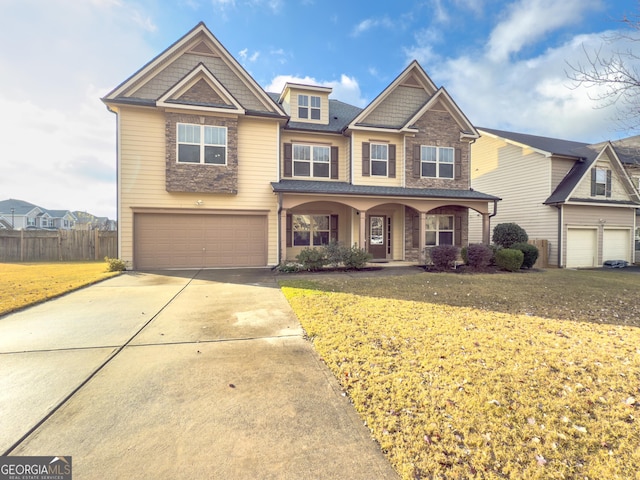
[511,242,539,269]
[492,223,528,249]
[430,245,459,271]
[465,243,494,270]
[495,248,524,272]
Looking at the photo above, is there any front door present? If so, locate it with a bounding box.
[368,215,387,259]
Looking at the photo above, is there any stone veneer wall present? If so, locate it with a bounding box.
[404,206,470,262]
[165,112,238,193]
[405,109,470,190]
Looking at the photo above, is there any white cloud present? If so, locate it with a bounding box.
[487,0,601,63]
[351,16,394,37]
[265,74,367,107]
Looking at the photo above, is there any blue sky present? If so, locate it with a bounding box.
[0,0,637,218]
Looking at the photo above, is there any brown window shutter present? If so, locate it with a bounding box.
[412,213,420,248]
[413,145,421,177]
[389,144,396,178]
[454,214,462,246]
[591,168,597,196]
[454,148,462,180]
[606,169,612,197]
[330,214,338,242]
[331,146,339,179]
[286,214,292,247]
[362,142,370,176]
[284,143,292,177]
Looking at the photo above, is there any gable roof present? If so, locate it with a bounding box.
[103,22,286,118]
[0,199,42,216]
[478,127,589,158]
[478,129,640,205]
[348,61,438,131]
[611,135,640,166]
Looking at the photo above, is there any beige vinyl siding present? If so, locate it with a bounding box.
[352,131,404,187]
[280,132,348,181]
[572,152,630,201]
[288,87,329,125]
[470,136,558,261]
[551,158,575,191]
[118,108,280,266]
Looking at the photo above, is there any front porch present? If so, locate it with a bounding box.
[272,180,500,264]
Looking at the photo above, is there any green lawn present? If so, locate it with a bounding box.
[280,269,640,479]
[0,262,120,316]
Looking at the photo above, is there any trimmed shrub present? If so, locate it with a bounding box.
[466,243,494,270]
[492,223,528,249]
[430,245,459,271]
[105,257,126,272]
[277,262,301,273]
[461,246,468,264]
[341,245,373,270]
[512,242,539,269]
[296,248,327,271]
[324,240,344,268]
[495,248,524,272]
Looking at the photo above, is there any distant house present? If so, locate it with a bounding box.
[73,211,117,231]
[0,199,44,230]
[469,128,640,268]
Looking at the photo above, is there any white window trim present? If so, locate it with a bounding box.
[370,143,389,177]
[292,144,330,178]
[426,214,454,246]
[421,146,455,179]
[594,167,607,196]
[297,94,321,120]
[176,123,227,165]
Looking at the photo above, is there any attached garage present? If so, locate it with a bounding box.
[134,212,267,269]
[566,227,597,268]
[603,228,631,263]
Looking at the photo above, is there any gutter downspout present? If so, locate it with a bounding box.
[556,204,563,267]
[276,192,283,266]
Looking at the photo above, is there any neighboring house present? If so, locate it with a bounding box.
[469,128,640,268]
[0,216,12,230]
[73,211,117,231]
[0,199,44,230]
[610,136,640,251]
[0,199,82,230]
[102,22,499,270]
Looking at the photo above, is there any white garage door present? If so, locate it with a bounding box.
[566,228,597,268]
[603,229,631,263]
[134,213,267,269]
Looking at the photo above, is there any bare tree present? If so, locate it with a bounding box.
[567,9,640,133]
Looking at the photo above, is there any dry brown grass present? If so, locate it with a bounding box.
[280,269,640,479]
[0,262,119,316]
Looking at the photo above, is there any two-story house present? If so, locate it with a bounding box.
[469,128,640,268]
[102,22,499,270]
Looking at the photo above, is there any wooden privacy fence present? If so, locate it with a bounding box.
[529,239,549,268]
[0,230,117,262]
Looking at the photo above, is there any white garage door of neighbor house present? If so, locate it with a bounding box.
[566,228,597,268]
[134,213,267,269]
[603,229,631,263]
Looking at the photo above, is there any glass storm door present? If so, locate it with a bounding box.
[368,215,387,259]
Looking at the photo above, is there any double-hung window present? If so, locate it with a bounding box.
[177,123,227,165]
[426,215,454,246]
[292,214,330,246]
[594,168,607,196]
[298,95,321,120]
[371,143,388,176]
[293,145,330,178]
[421,146,454,178]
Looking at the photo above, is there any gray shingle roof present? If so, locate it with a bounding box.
[0,199,41,215]
[271,180,500,201]
[611,136,640,166]
[267,93,362,133]
[479,127,589,158]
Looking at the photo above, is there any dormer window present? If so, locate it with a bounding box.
[298,94,321,120]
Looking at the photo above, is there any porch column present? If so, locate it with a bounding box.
[280,208,288,263]
[482,213,491,244]
[419,211,426,263]
[358,211,367,250]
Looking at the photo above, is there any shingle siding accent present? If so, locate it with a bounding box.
[130,53,267,112]
[165,112,238,194]
[405,109,470,190]
[361,86,429,128]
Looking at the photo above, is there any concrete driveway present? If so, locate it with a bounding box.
[0,269,398,479]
